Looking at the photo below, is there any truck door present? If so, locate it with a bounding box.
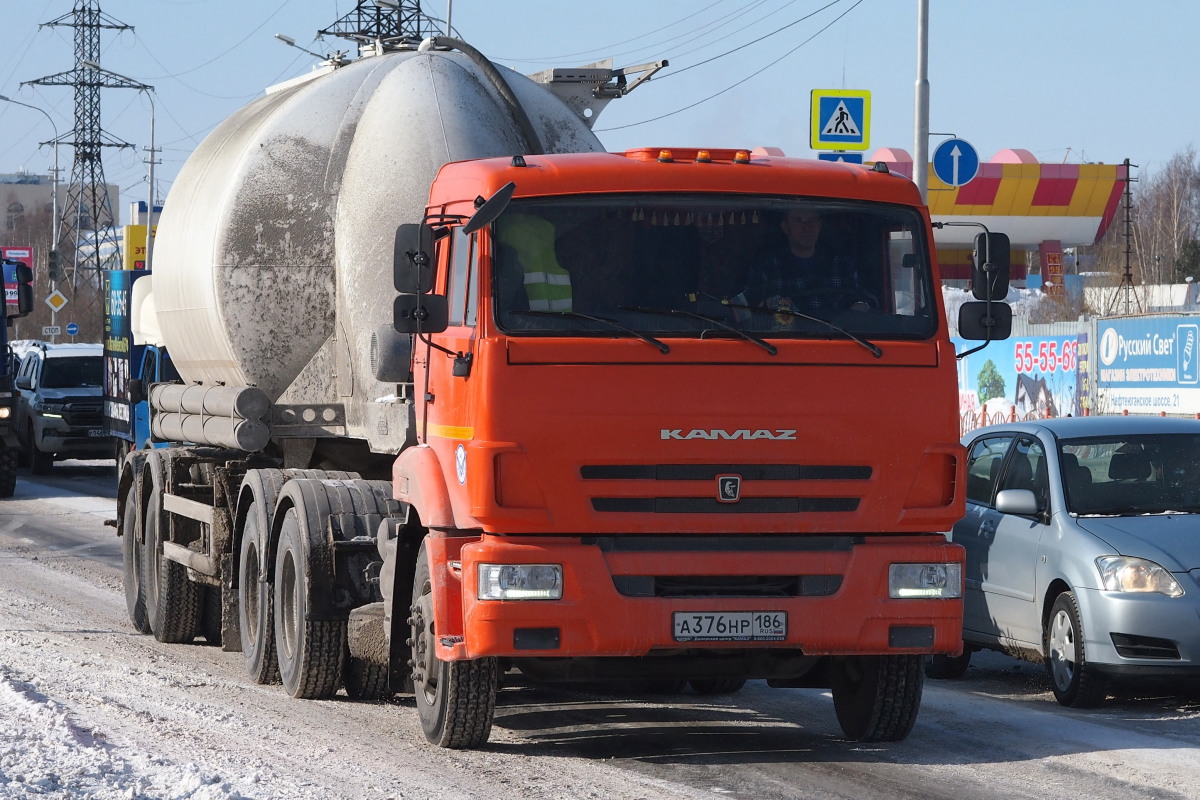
[420,226,478,517]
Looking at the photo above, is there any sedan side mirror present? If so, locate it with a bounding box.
[995,488,1039,516]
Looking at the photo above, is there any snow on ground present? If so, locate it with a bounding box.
[0,672,249,800]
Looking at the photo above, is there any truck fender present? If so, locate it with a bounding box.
[392,444,455,529]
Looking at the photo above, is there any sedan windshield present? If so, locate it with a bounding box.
[491,195,938,342]
[1061,433,1200,515]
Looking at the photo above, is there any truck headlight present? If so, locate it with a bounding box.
[477,564,563,600]
[1096,556,1184,597]
[0,406,9,420]
[889,563,962,599]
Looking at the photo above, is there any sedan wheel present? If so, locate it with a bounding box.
[1044,591,1106,707]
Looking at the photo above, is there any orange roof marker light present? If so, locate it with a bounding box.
[694,150,712,163]
[733,150,752,164]
[657,149,674,163]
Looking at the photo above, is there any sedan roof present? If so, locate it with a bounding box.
[964,415,1200,443]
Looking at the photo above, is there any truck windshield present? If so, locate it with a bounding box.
[491,195,937,340]
[42,356,103,389]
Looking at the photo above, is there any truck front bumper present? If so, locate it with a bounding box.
[434,534,965,661]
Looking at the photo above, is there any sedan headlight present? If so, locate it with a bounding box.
[1096,556,1184,597]
[477,563,563,600]
[889,563,962,598]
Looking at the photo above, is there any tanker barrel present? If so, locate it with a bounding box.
[149,383,270,421]
[151,412,270,452]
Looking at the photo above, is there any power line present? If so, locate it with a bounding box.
[597,0,864,132]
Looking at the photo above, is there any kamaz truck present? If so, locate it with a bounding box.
[114,31,1010,748]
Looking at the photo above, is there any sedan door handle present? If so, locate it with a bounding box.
[977,520,997,540]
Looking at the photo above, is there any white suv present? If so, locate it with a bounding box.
[15,342,107,473]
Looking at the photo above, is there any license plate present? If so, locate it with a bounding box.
[673,611,787,642]
[87,429,107,438]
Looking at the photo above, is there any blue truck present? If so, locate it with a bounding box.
[1,258,35,495]
[103,268,178,462]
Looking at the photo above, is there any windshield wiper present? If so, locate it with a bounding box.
[620,305,777,355]
[511,310,670,354]
[718,297,883,358]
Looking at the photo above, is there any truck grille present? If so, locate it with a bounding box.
[62,401,103,428]
[582,463,869,514]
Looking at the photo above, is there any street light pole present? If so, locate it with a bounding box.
[79,60,157,271]
[0,93,62,341]
[914,0,930,203]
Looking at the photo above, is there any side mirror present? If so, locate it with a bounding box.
[394,223,435,294]
[16,374,32,390]
[128,377,146,404]
[995,488,1039,516]
[971,232,1011,301]
[958,300,1012,341]
[393,293,449,334]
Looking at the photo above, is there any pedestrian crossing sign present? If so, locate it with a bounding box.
[810,90,871,151]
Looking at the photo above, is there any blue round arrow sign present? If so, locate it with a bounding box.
[932,138,980,187]
[65,322,78,336]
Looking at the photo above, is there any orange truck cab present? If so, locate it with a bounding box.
[389,147,1011,746]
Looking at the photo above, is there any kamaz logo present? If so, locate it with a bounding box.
[660,429,797,440]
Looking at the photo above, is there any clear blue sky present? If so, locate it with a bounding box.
[1,0,1196,223]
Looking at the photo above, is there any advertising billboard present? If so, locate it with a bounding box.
[1095,316,1200,415]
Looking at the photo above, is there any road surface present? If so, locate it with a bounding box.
[2,461,1199,799]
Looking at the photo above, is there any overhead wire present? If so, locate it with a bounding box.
[489,0,743,63]
[596,0,865,132]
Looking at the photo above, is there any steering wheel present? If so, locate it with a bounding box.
[789,286,880,311]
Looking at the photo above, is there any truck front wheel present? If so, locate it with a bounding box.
[273,506,345,699]
[829,655,924,742]
[410,540,496,748]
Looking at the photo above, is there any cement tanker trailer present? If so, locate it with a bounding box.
[118,36,1003,748]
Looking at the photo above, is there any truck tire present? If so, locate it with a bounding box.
[273,506,345,699]
[120,501,150,634]
[0,443,17,497]
[830,655,924,742]
[410,539,497,748]
[237,470,288,685]
[141,456,202,643]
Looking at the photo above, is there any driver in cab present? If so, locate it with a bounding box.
[744,208,872,323]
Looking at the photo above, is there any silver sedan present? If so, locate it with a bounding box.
[932,415,1200,706]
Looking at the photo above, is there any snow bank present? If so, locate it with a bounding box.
[0,670,249,800]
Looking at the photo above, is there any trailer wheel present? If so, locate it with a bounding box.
[237,484,282,684]
[273,506,345,699]
[141,465,202,643]
[830,655,924,742]
[0,443,17,498]
[410,540,496,748]
[120,500,150,633]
